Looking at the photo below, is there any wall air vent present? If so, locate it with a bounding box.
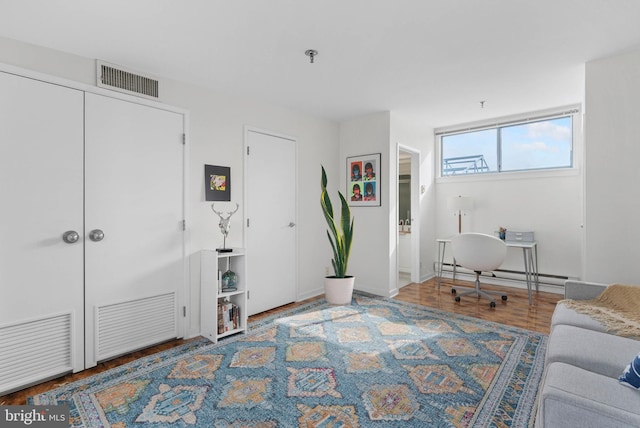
[96,60,159,100]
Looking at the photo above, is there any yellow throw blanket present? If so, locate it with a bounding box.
[560,284,640,339]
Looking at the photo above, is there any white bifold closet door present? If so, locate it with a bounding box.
[84,93,185,368]
[0,72,85,394]
[0,72,186,395]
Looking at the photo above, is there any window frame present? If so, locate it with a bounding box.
[436,105,581,180]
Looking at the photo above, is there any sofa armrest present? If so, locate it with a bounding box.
[564,280,607,300]
[536,363,640,428]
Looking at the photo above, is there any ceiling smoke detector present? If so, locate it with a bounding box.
[305,49,318,63]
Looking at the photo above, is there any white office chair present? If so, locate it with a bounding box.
[451,233,507,308]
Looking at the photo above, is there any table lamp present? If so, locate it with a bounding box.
[448,196,474,234]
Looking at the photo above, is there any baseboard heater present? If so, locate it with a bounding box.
[437,262,568,287]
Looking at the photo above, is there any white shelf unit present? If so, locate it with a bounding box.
[200,248,247,342]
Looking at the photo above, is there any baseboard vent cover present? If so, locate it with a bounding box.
[95,292,177,362]
[96,60,159,100]
[0,313,73,395]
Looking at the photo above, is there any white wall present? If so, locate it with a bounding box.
[0,37,340,337]
[584,48,640,283]
[339,112,392,296]
[433,111,584,288]
[4,34,613,325]
[0,37,95,86]
[160,79,340,309]
[390,114,435,283]
[339,112,433,297]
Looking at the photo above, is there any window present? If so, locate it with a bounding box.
[439,111,575,176]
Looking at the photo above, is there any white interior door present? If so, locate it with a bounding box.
[0,72,85,393]
[84,93,185,367]
[245,129,297,316]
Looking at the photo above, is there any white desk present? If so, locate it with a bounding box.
[436,237,539,305]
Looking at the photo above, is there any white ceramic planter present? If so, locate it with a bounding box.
[324,276,355,305]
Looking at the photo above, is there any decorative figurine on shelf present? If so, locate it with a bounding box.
[498,227,507,240]
[221,269,238,292]
[211,202,239,252]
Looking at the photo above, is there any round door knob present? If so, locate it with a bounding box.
[89,229,105,242]
[62,230,79,244]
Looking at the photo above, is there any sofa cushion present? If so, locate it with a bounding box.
[550,301,608,333]
[536,362,640,428]
[546,325,639,378]
[619,352,640,390]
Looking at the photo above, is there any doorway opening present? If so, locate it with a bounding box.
[397,145,420,287]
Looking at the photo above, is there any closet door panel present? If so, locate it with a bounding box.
[0,72,85,394]
[84,93,184,367]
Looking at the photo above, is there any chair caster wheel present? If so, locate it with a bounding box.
[490,301,496,308]
[455,296,461,302]
[451,289,456,294]
[502,295,507,301]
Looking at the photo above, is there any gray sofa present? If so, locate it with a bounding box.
[535,280,640,427]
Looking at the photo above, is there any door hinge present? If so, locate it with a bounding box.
[182,219,186,231]
[247,218,250,227]
[247,146,250,155]
[182,306,186,317]
[247,290,250,299]
[182,134,186,145]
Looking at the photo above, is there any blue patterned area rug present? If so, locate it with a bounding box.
[32,294,547,427]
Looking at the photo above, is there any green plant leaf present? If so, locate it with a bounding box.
[320,165,354,278]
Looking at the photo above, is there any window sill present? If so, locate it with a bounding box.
[436,167,580,184]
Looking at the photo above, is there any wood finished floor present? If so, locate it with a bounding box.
[1,277,562,405]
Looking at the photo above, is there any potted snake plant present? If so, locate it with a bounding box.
[321,165,355,304]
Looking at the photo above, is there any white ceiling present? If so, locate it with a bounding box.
[2,1,640,128]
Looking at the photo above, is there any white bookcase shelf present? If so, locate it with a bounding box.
[200,248,247,342]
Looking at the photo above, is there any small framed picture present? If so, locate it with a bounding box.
[205,164,231,201]
[347,153,381,207]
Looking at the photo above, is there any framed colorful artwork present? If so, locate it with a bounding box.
[205,164,231,201]
[347,153,381,207]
